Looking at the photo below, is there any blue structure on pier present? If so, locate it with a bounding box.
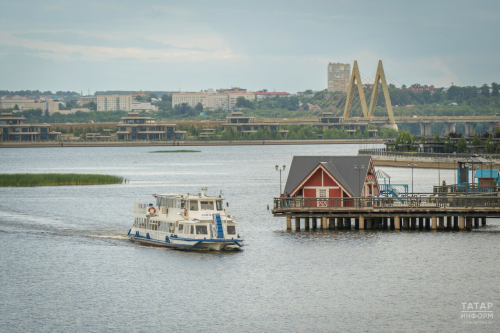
[457,157,497,192]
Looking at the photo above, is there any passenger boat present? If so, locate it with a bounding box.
[127,189,244,251]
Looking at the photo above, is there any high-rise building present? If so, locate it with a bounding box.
[97,95,132,111]
[327,63,351,92]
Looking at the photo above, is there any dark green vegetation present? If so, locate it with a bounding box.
[0,174,125,187]
[393,128,500,153]
[181,125,398,140]
[149,150,201,153]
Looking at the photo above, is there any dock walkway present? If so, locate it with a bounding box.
[272,195,500,231]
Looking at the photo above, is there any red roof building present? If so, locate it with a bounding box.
[284,156,380,207]
[408,86,435,93]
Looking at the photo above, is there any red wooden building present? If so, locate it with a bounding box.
[283,156,380,207]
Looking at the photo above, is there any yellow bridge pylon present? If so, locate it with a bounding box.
[343,60,397,129]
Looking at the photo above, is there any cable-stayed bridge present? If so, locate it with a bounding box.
[296,60,500,135]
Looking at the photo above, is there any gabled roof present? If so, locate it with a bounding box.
[284,156,372,197]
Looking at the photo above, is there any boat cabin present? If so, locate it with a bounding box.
[133,192,237,239]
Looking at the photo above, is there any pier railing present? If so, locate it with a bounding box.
[433,184,499,194]
[273,195,500,211]
[358,148,476,159]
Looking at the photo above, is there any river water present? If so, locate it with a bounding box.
[0,144,498,332]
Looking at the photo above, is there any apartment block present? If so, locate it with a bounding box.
[97,95,132,111]
[0,98,59,114]
[327,63,351,92]
[172,88,256,111]
[79,97,97,106]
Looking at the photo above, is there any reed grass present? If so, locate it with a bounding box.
[0,174,125,187]
[150,150,201,153]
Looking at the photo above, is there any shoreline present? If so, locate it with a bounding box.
[0,138,385,148]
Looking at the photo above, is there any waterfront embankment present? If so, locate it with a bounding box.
[0,138,384,148]
[359,148,500,169]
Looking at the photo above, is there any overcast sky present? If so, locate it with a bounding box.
[1,0,499,93]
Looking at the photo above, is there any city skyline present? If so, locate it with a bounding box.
[1,0,499,93]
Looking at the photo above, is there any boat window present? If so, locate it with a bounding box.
[169,223,175,233]
[189,201,199,211]
[180,200,186,209]
[200,201,214,210]
[178,224,184,233]
[216,201,223,211]
[227,225,236,234]
[190,225,195,234]
[196,226,208,235]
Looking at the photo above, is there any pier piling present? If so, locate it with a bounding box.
[447,216,452,230]
[403,217,409,229]
[359,216,365,230]
[431,216,437,230]
[286,216,292,230]
[328,217,335,230]
[465,217,472,229]
[481,216,486,226]
[459,216,465,230]
[412,217,418,230]
[295,217,300,231]
[305,217,310,230]
[322,216,327,229]
[395,216,401,230]
[438,217,444,230]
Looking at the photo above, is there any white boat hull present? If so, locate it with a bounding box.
[127,229,243,251]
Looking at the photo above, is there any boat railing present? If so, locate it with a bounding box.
[273,195,500,210]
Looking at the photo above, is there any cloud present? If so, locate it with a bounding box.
[0,31,239,63]
[0,44,54,55]
[13,31,175,49]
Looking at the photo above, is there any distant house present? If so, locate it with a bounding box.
[408,86,435,93]
[283,156,380,207]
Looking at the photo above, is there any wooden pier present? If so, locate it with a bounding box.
[272,195,500,231]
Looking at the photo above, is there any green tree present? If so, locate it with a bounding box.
[135,95,144,102]
[457,136,467,152]
[235,96,254,109]
[485,135,495,153]
[433,133,440,142]
[87,101,97,111]
[491,82,499,97]
[444,136,454,153]
[194,102,204,112]
[161,94,172,102]
[480,84,490,97]
[472,133,481,145]
[13,104,19,110]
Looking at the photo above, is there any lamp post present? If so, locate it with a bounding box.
[438,158,441,188]
[275,164,286,195]
[354,164,365,197]
[408,162,417,194]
